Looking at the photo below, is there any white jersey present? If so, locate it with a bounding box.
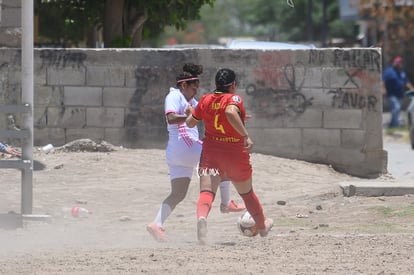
[164,87,202,179]
[165,87,200,144]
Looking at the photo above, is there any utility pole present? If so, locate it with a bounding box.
[21,0,34,214]
[307,0,313,42]
[322,0,327,47]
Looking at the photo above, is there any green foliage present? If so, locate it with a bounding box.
[36,0,215,47]
[369,205,414,218]
[193,0,356,45]
[142,0,215,40]
[111,36,132,48]
[236,0,354,42]
[35,0,104,46]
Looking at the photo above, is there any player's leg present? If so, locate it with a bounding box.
[227,151,273,237]
[232,178,273,237]
[147,159,193,242]
[219,180,245,213]
[147,177,190,242]
[197,174,220,244]
[388,95,401,128]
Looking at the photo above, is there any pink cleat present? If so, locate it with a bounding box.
[146,223,167,242]
[220,200,246,213]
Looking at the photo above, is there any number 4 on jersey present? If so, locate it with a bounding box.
[214,114,225,134]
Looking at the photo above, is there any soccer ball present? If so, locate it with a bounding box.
[237,211,258,237]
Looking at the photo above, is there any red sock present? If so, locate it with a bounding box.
[240,189,265,229]
[197,191,215,219]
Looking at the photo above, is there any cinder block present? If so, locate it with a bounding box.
[301,68,323,88]
[341,129,365,148]
[86,107,124,127]
[103,87,136,107]
[301,146,330,164]
[252,128,302,157]
[3,0,21,7]
[247,115,284,128]
[47,107,86,128]
[303,88,331,108]
[0,27,20,47]
[34,127,66,146]
[64,86,102,106]
[303,128,340,147]
[327,148,366,165]
[34,106,47,128]
[87,66,125,87]
[284,109,322,128]
[47,67,86,86]
[34,85,63,107]
[323,109,362,129]
[1,7,21,27]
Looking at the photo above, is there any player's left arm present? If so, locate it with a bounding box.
[225,105,253,150]
[186,114,199,128]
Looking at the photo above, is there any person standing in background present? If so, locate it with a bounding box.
[383,56,414,128]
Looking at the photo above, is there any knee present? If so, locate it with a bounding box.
[169,190,187,204]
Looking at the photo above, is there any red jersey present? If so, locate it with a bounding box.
[192,91,251,182]
[192,92,246,146]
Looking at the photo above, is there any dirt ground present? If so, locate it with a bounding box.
[0,139,414,275]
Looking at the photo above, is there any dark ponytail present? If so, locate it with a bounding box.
[176,63,203,87]
[215,68,236,93]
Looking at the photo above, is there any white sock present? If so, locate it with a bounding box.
[219,181,231,206]
[154,203,172,228]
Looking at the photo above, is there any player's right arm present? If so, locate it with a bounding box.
[166,105,193,125]
[165,88,191,125]
[225,105,253,150]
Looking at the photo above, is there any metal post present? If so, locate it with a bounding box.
[21,0,34,215]
[322,0,327,47]
[307,0,313,42]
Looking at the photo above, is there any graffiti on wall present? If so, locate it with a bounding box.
[125,67,165,142]
[246,62,313,117]
[328,88,378,111]
[308,49,380,112]
[327,67,379,112]
[39,50,87,69]
[0,62,20,103]
[309,49,381,72]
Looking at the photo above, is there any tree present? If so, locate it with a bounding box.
[161,0,356,47]
[35,0,103,47]
[35,0,215,47]
[235,0,355,44]
[358,0,414,79]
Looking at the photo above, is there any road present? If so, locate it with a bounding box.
[384,136,414,180]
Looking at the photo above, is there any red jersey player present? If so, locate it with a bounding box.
[186,68,273,244]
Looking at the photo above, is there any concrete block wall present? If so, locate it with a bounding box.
[0,0,21,47]
[0,47,385,178]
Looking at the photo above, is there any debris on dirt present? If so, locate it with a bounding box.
[54,164,64,169]
[56,139,116,153]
